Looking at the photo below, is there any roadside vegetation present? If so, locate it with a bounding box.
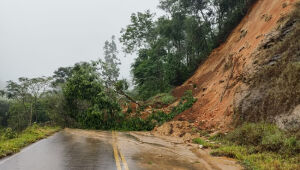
[0,0,298,169]
[0,124,60,158]
[121,0,257,100]
[0,0,256,132]
[146,93,176,107]
[193,123,300,170]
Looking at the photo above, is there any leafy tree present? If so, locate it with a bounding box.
[5,78,31,127]
[121,0,256,100]
[7,102,29,130]
[0,90,5,97]
[4,77,52,128]
[42,92,69,127]
[52,66,73,87]
[0,100,9,127]
[120,10,156,54]
[213,0,256,44]
[63,62,121,129]
[97,36,140,105]
[98,36,120,88]
[27,77,52,124]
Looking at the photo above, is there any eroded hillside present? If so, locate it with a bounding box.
[171,0,299,131]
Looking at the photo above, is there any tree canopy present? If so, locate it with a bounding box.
[120,0,256,99]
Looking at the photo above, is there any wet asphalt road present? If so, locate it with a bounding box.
[0,129,241,170]
[0,131,118,170]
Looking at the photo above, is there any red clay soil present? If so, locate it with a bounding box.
[172,0,297,131]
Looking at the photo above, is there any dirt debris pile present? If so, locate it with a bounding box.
[152,121,200,142]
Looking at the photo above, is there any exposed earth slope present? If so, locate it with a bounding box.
[171,0,299,131]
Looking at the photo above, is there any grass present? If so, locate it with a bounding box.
[0,125,61,158]
[192,138,219,149]
[146,93,176,108]
[193,123,300,170]
[211,146,300,170]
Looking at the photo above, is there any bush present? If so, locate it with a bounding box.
[3,128,17,140]
[283,137,300,156]
[209,123,300,169]
[225,123,300,155]
[0,125,60,158]
[161,94,175,105]
[146,93,176,108]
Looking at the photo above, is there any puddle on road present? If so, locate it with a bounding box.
[132,152,207,170]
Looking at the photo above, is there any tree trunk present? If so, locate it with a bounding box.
[116,89,141,106]
[29,103,33,126]
[34,97,38,123]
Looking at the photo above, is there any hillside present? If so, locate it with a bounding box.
[170,0,299,132]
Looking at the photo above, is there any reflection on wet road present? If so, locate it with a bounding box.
[0,131,117,170]
[0,129,241,170]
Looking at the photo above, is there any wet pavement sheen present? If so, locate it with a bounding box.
[0,129,241,170]
[0,131,116,170]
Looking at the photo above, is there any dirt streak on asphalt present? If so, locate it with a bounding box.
[0,129,241,170]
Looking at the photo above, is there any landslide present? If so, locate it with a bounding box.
[170,0,300,132]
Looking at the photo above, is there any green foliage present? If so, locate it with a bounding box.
[193,138,206,145]
[0,125,60,158]
[193,138,219,149]
[2,128,17,140]
[213,0,257,44]
[209,132,225,141]
[4,76,53,129]
[0,0,260,133]
[115,90,196,131]
[52,66,72,87]
[192,138,218,149]
[120,10,156,53]
[161,94,175,105]
[63,62,121,129]
[42,92,68,127]
[171,90,196,114]
[115,79,129,92]
[224,123,300,155]
[146,93,175,107]
[207,123,300,169]
[0,100,9,127]
[98,36,120,88]
[121,0,256,99]
[145,91,193,126]
[146,90,196,127]
[211,145,300,170]
[7,102,30,131]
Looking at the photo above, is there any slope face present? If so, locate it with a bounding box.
[172,0,298,131]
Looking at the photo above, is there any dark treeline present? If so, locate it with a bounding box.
[121,0,256,99]
[0,0,255,131]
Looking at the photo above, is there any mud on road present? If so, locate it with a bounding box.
[0,129,241,170]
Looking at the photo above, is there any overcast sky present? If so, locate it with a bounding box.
[0,0,162,88]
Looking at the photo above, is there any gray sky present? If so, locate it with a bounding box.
[0,0,162,88]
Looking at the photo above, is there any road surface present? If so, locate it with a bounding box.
[0,129,241,170]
